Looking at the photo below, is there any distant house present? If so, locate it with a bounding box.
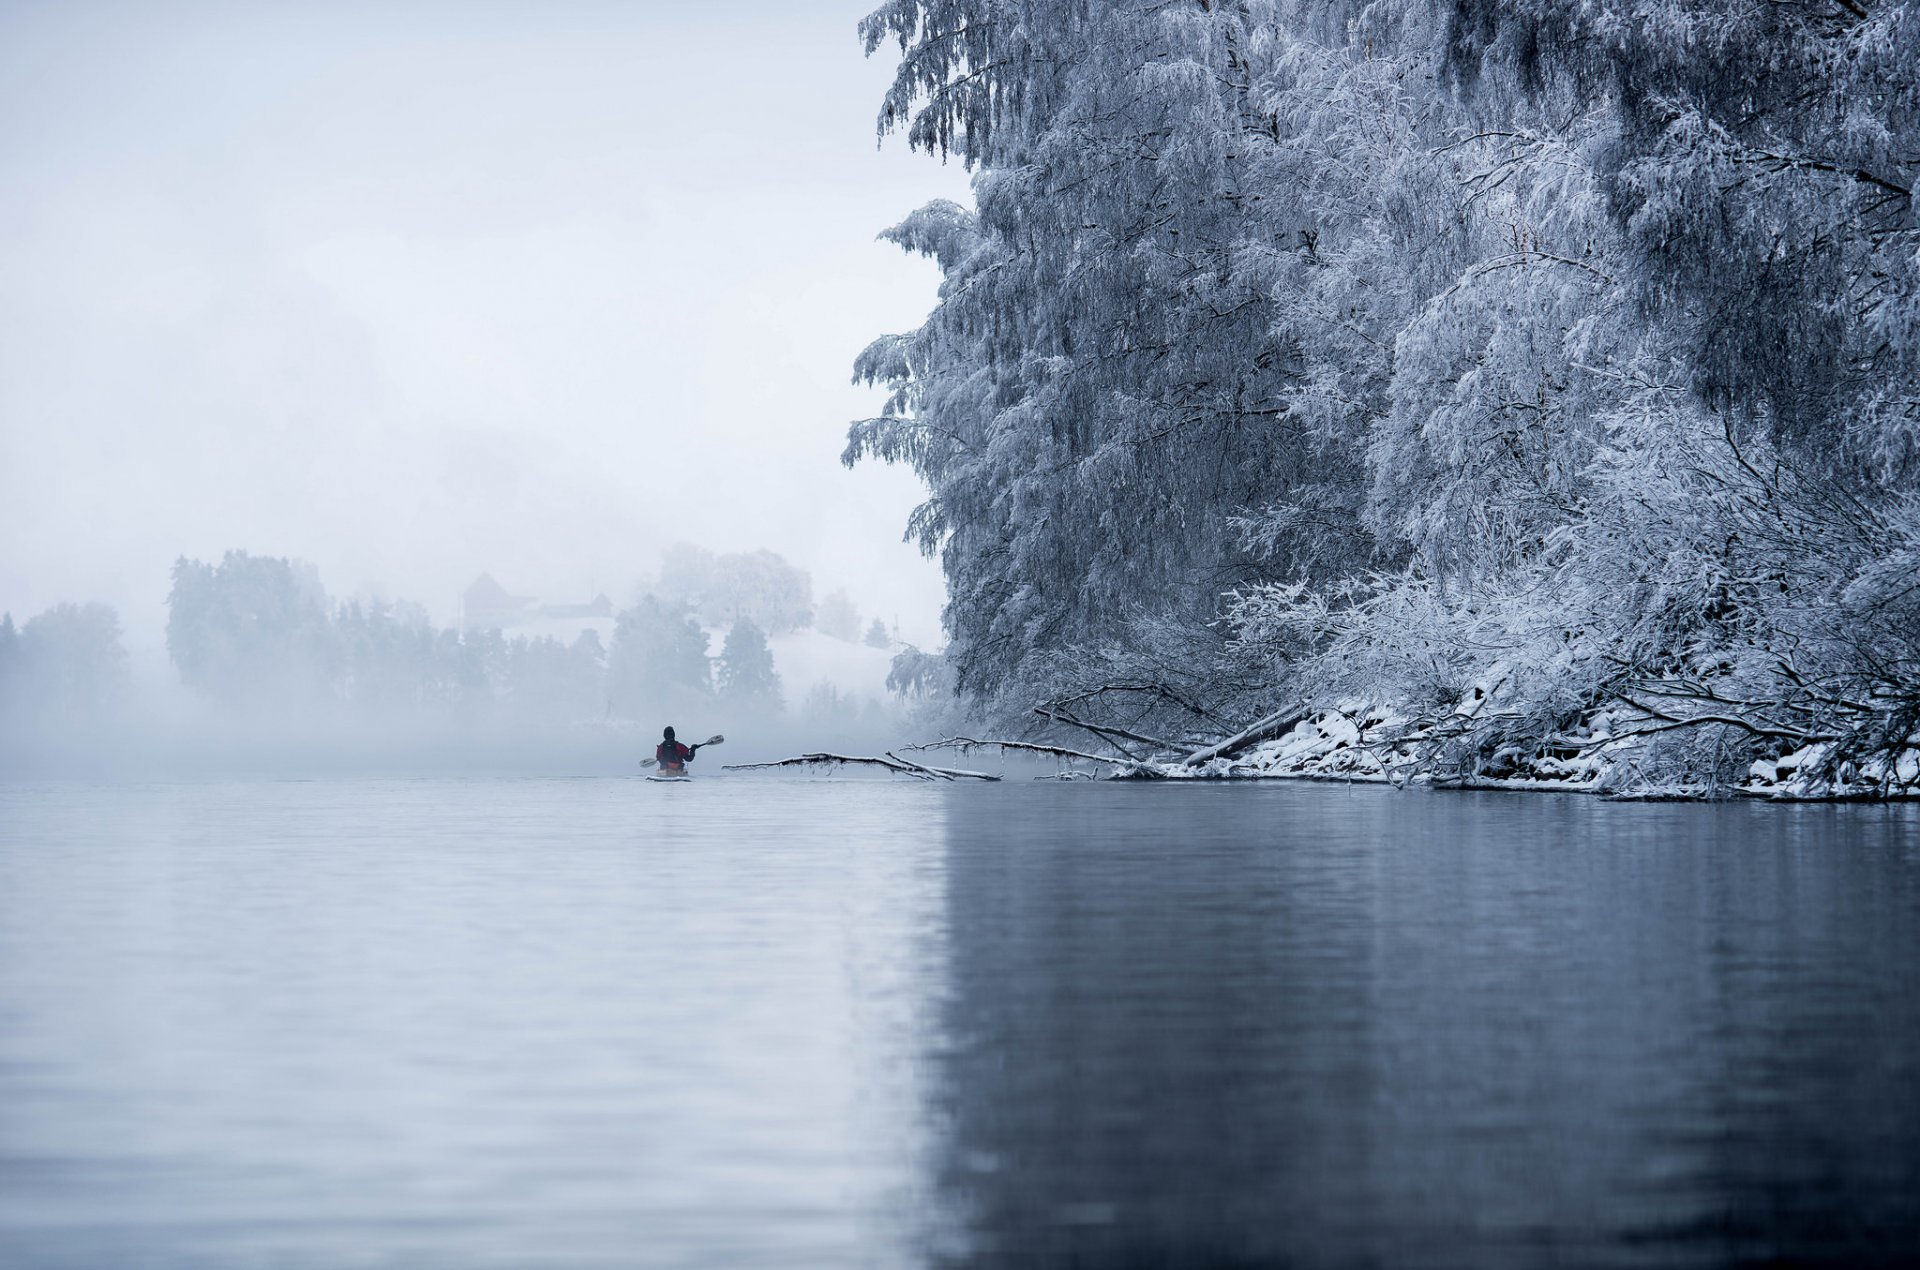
[462,575,615,635]
[462,573,536,630]
[540,594,614,620]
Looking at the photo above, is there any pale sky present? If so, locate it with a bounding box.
[0,0,970,654]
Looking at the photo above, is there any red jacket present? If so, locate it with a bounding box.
[656,740,696,769]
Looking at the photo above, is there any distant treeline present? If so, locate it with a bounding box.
[2,549,920,737]
[164,551,875,722]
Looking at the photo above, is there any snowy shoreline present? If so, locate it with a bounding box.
[1127,708,1920,803]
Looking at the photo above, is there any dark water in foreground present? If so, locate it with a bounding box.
[0,777,1916,1268]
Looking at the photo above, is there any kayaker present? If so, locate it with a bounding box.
[656,726,700,774]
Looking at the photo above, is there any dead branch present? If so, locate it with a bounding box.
[883,751,1001,780]
[1045,682,1229,728]
[1615,696,1831,744]
[1034,706,1180,755]
[722,752,997,781]
[903,735,1132,766]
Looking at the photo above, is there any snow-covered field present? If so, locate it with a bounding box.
[765,629,896,707]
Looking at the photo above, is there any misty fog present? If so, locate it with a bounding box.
[1,1,970,774]
[1,540,959,777]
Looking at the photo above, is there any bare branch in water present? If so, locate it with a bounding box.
[723,752,999,781]
[884,751,1001,780]
[904,735,1134,766]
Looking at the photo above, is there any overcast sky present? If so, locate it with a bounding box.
[0,0,970,654]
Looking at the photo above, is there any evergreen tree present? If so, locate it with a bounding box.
[716,617,782,710]
[336,598,444,713]
[564,629,608,722]
[167,551,336,705]
[864,619,891,649]
[498,629,607,724]
[606,595,710,716]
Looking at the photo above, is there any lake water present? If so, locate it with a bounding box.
[1,776,1916,1268]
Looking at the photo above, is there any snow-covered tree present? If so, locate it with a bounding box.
[656,543,814,633]
[710,550,813,633]
[851,0,1920,786]
[852,0,1381,710]
[1443,0,1919,481]
[657,542,716,606]
[886,645,949,701]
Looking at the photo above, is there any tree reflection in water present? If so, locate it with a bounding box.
[919,784,1920,1268]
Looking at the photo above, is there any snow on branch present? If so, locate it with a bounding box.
[1033,706,1181,757]
[902,735,1137,767]
[723,752,1000,781]
[1181,705,1312,767]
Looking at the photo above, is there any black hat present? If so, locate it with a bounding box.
[663,725,676,740]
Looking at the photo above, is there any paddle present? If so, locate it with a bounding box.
[641,734,725,769]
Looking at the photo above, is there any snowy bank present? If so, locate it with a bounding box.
[1140,707,1920,801]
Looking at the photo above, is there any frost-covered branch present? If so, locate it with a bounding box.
[902,735,1136,766]
[723,753,999,781]
[1182,705,1311,766]
[1033,706,1179,756]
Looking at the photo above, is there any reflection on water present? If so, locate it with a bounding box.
[927,784,1920,1268]
[0,778,1915,1267]
[0,777,952,1268]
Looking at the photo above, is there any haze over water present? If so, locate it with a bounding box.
[2,777,1915,1267]
[0,0,969,652]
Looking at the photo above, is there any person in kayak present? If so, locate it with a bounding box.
[656,726,701,774]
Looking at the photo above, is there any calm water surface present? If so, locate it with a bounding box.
[0,777,1916,1268]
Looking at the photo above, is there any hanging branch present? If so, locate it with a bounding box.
[722,752,1000,781]
[1044,682,1230,729]
[1033,706,1181,755]
[1614,696,1830,745]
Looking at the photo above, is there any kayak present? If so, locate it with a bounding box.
[641,735,723,782]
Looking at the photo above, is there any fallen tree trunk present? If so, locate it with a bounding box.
[723,752,1000,781]
[1181,705,1312,767]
